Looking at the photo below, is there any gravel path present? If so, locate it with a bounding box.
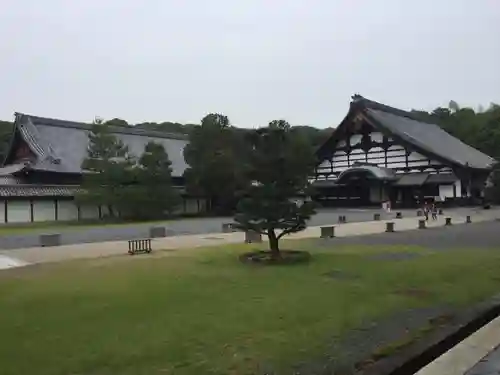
[0,207,487,250]
[314,220,500,250]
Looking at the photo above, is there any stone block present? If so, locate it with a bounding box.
[245,231,262,243]
[149,226,166,238]
[40,234,61,247]
[320,226,335,238]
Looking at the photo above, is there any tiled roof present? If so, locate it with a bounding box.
[393,172,430,186]
[0,163,27,176]
[337,165,397,181]
[358,98,496,170]
[12,113,190,177]
[0,185,81,197]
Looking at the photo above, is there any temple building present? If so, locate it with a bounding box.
[313,95,496,208]
[0,113,206,223]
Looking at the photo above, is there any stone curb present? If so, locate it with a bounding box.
[356,295,500,375]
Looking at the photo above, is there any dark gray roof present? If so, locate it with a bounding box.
[337,165,397,181]
[426,173,458,184]
[358,98,496,170]
[394,173,429,186]
[11,113,189,177]
[0,163,27,176]
[0,184,81,197]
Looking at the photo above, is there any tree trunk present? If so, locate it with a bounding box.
[267,229,281,259]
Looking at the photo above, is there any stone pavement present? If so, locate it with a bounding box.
[0,207,487,250]
[1,208,497,266]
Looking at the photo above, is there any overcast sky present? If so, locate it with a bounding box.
[1,0,499,128]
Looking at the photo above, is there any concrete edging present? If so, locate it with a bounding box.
[356,295,500,375]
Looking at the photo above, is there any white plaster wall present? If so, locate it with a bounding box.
[7,201,31,223]
[439,185,454,198]
[318,159,330,169]
[33,201,56,222]
[369,186,383,203]
[58,200,79,221]
[0,201,4,224]
[198,199,207,212]
[184,198,199,214]
[349,134,362,146]
[370,132,384,143]
[407,151,426,161]
[101,205,110,217]
[80,205,99,220]
[367,147,386,166]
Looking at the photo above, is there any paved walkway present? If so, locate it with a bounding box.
[415,316,500,375]
[0,207,487,250]
[1,209,498,266]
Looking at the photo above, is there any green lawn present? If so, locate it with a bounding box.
[1,242,500,374]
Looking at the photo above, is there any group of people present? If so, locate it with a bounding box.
[423,202,438,221]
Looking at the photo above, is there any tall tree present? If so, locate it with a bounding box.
[122,142,180,219]
[0,120,14,163]
[183,113,248,213]
[234,120,317,259]
[104,118,129,127]
[78,119,134,216]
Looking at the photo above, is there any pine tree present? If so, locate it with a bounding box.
[78,118,134,217]
[123,142,180,219]
[234,120,317,259]
[183,113,249,214]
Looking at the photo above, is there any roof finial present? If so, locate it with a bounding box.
[351,93,363,102]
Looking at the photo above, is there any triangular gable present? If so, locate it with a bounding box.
[317,95,495,171]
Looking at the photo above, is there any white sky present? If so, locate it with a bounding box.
[1,0,499,128]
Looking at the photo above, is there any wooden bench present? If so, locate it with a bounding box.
[128,239,152,255]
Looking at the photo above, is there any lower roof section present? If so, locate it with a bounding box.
[312,172,458,189]
[393,173,430,187]
[0,185,81,198]
[0,184,188,198]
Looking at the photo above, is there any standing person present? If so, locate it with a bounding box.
[423,201,429,221]
[431,203,438,220]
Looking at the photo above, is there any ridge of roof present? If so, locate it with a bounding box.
[352,95,433,123]
[14,113,189,141]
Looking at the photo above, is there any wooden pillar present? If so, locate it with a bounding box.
[30,199,34,222]
[54,199,59,221]
[77,204,81,221]
[4,200,7,223]
[98,205,102,219]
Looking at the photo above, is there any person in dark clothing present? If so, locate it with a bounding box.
[423,202,429,221]
[431,203,438,220]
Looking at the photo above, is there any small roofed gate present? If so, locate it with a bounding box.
[334,165,397,206]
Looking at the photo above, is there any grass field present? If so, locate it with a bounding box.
[1,242,500,374]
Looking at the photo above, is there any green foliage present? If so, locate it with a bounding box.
[0,120,14,163]
[412,101,500,201]
[78,119,135,216]
[183,113,249,213]
[104,118,129,127]
[234,120,317,257]
[122,142,180,219]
